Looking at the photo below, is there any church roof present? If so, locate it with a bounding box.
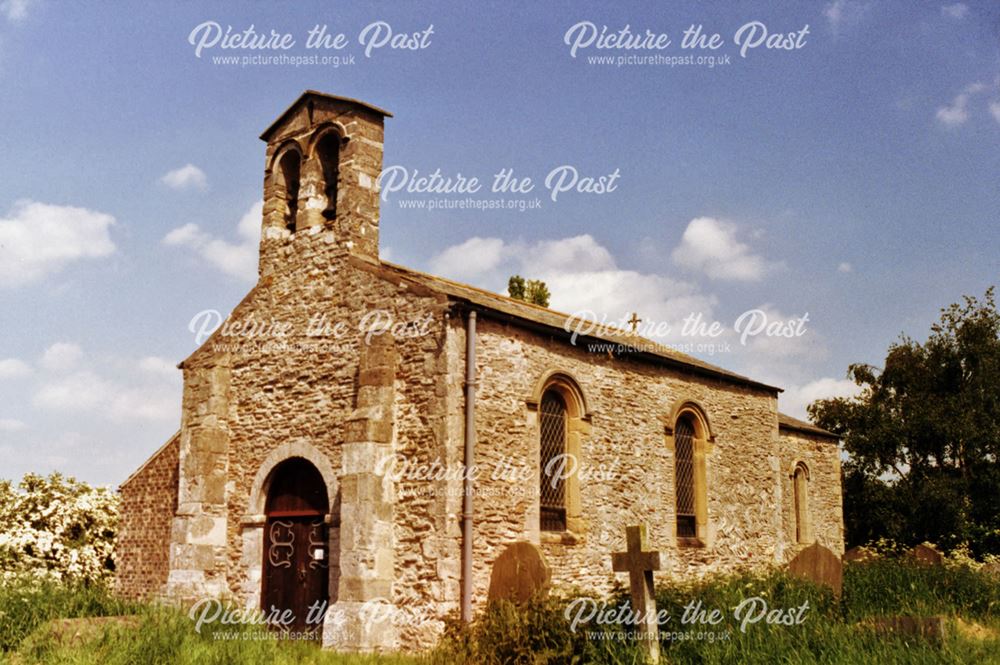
[777,412,839,439]
[370,258,784,394]
[259,90,393,141]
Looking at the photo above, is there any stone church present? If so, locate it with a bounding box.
[115,91,843,652]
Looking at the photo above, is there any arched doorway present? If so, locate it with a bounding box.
[262,457,329,637]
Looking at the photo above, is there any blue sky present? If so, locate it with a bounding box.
[0,0,997,486]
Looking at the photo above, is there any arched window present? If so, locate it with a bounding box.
[277,150,301,233]
[667,401,712,546]
[674,415,697,538]
[793,463,810,544]
[539,390,567,532]
[315,132,340,221]
[530,372,591,539]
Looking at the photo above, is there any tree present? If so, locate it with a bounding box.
[507,275,551,307]
[810,288,1000,556]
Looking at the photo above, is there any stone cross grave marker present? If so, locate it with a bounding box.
[487,541,551,604]
[611,524,661,664]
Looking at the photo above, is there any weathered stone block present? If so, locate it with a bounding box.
[788,543,842,596]
[344,418,393,444]
[359,366,395,387]
[872,616,946,645]
[909,544,944,566]
[488,542,551,604]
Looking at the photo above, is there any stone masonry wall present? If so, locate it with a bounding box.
[115,433,179,600]
[454,315,797,613]
[777,429,845,556]
[178,246,459,651]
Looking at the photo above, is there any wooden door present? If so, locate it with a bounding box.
[262,458,329,638]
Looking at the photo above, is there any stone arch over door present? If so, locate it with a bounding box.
[240,442,340,613]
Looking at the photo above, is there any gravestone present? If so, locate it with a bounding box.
[910,544,944,566]
[487,541,551,604]
[872,616,946,645]
[981,562,1000,578]
[842,546,874,563]
[787,543,842,596]
[611,524,662,665]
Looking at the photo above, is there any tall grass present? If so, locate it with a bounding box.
[843,557,1000,621]
[13,605,422,665]
[0,575,138,652]
[3,556,1000,664]
[438,560,1000,664]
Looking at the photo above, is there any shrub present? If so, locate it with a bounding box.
[0,473,119,584]
[432,591,644,664]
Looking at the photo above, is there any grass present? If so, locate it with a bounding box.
[434,560,1000,664]
[2,557,999,664]
[10,606,421,665]
[0,577,138,652]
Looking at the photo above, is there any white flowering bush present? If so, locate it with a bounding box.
[0,473,119,585]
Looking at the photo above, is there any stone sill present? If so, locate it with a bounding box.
[540,531,582,546]
[677,537,707,549]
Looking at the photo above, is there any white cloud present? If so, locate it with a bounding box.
[428,237,507,283]
[671,217,777,282]
[0,0,35,23]
[0,200,116,287]
[941,3,968,19]
[937,93,972,126]
[428,234,716,342]
[523,235,616,274]
[160,164,208,192]
[990,101,1000,125]
[0,358,31,378]
[0,418,26,431]
[823,0,867,35]
[33,367,179,423]
[936,82,989,127]
[28,345,180,423]
[428,234,617,285]
[780,377,861,419]
[33,370,111,411]
[723,303,829,392]
[107,389,178,422]
[40,342,83,372]
[162,200,261,281]
[163,223,205,246]
[838,262,853,273]
[139,356,178,379]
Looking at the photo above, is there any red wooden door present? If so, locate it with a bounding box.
[262,458,329,637]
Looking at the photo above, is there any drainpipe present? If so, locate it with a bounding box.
[461,308,477,624]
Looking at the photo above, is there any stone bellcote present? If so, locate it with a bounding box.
[258,91,391,274]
